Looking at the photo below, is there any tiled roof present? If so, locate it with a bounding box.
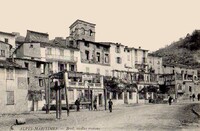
[69,19,96,29]
[0,31,15,36]
[41,38,79,50]
[25,30,49,43]
[0,59,25,69]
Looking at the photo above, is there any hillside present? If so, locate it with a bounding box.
[151,30,200,68]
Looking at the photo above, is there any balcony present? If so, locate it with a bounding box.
[46,54,78,62]
[67,82,103,89]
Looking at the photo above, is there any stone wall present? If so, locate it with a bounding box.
[0,68,28,114]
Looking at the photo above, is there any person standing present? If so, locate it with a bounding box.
[108,99,113,112]
[168,96,173,105]
[93,99,97,111]
[75,98,80,111]
[198,93,200,101]
[192,94,195,101]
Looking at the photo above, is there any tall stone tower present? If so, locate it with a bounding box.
[69,19,96,42]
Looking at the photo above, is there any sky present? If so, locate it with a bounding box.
[1,0,200,52]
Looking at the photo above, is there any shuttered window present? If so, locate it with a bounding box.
[7,91,14,105]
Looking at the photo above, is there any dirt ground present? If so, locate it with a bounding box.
[0,100,200,131]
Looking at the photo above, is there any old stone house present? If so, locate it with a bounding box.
[0,40,28,114]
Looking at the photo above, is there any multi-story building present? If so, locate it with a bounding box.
[0,31,16,56]
[67,20,160,105]
[14,30,50,111]
[0,40,28,114]
[147,55,163,74]
[160,65,199,99]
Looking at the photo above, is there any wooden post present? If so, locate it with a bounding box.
[59,88,62,119]
[56,89,59,119]
[91,90,93,111]
[88,84,91,110]
[47,63,50,114]
[55,81,59,119]
[44,76,49,114]
[104,88,107,110]
[64,72,69,116]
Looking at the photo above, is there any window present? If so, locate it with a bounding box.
[5,38,8,43]
[7,69,14,80]
[112,92,117,99]
[189,86,192,92]
[97,68,100,74]
[85,50,89,60]
[47,48,52,55]
[36,62,41,68]
[86,67,90,73]
[116,57,122,64]
[105,54,109,63]
[59,63,65,72]
[24,62,29,69]
[118,92,123,99]
[89,29,93,36]
[60,49,64,56]
[116,46,120,53]
[96,52,100,62]
[70,64,75,71]
[7,91,14,105]
[81,28,85,35]
[84,42,89,47]
[30,44,33,48]
[0,50,5,57]
[39,79,43,87]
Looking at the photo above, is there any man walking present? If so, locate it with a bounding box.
[108,99,113,112]
[192,94,195,101]
[75,98,80,111]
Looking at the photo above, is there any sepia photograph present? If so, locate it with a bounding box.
[0,0,200,130]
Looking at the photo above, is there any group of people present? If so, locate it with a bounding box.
[168,93,200,105]
[75,98,113,113]
[190,93,200,101]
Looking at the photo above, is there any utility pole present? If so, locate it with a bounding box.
[55,81,59,119]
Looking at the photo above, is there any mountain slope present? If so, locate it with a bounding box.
[151,30,200,68]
